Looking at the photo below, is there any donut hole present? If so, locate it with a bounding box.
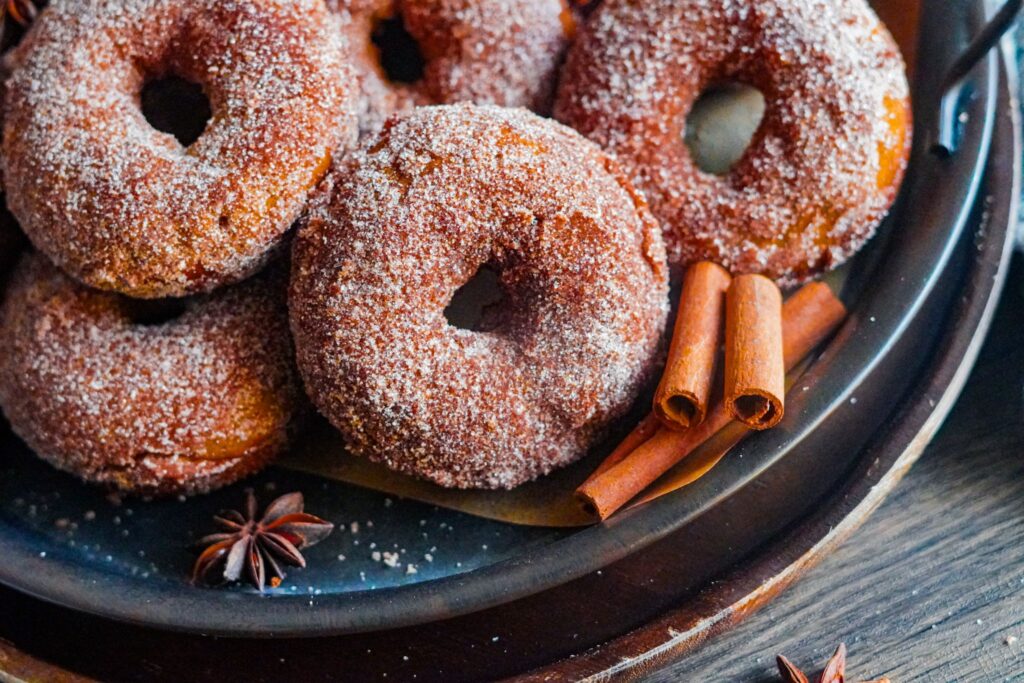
[140,75,213,147]
[684,82,766,175]
[371,14,426,84]
[444,265,506,331]
[120,297,189,327]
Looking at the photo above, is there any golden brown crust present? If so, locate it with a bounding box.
[554,0,912,286]
[331,0,575,136]
[290,105,669,489]
[2,0,357,298]
[0,253,301,497]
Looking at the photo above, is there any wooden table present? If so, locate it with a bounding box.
[655,255,1024,682]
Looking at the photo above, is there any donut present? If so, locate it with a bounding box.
[290,105,669,489]
[330,0,576,135]
[2,0,357,298]
[554,0,912,286]
[0,253,301,497]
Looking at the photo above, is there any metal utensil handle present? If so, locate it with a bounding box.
[933,0,1022,155]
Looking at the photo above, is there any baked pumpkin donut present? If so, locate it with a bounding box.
[2,0,356,298]
[290,105,669,489]
[0,253,301,497]
[554,0,912,286]
[331,0,575,135]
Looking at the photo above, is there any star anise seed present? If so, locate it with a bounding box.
[3,0,36,24]
[0,0,39,51]
[191,488,334,592]
[777,643,891,683]
[777,654,810,683]
[819,643,846,683]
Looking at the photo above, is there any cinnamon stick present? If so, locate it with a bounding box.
[576,281,846,520]
[653,262,731,430]
[591,413,661,477]
[779,282,848,366]
[724,274,785,429]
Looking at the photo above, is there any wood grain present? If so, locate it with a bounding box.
[0,640,95,682]
[655,256,1024,682]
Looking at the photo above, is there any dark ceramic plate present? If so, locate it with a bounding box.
[0,0,1002,636]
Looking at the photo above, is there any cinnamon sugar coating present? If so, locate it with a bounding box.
[329,0,575,135]
[290,105,669,489]
[0,253,301,497]
[554,0,912,286]
[2,0,357,298]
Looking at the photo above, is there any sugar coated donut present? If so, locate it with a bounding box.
[0,253,301,496]
[554,0,912,286]
[290,105,669,489]
[3,0,356,298]
[331,0,575,135]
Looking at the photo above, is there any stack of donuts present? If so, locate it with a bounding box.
[0,0,910,496]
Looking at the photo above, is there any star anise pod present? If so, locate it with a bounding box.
[191,488,334,592]
[0,0,39,50]
[1,0,37,32]
[777,644,891,683]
